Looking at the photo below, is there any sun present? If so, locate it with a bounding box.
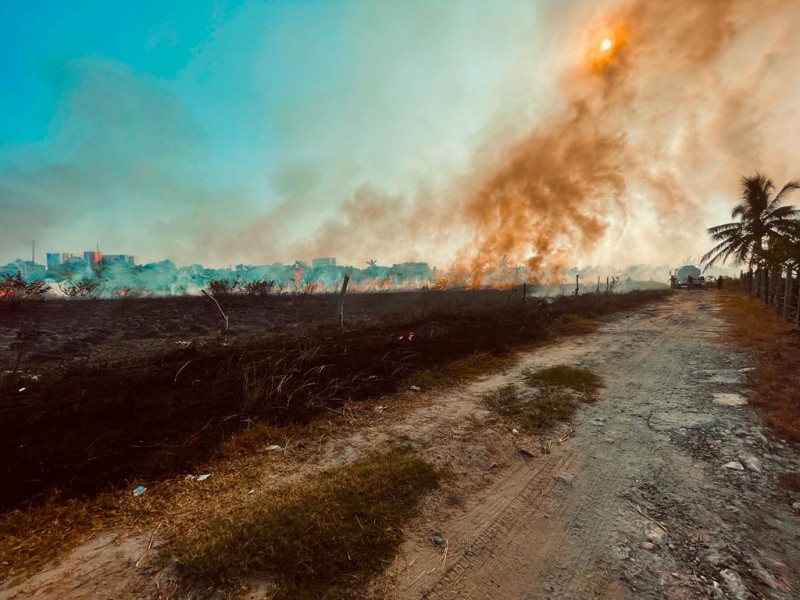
[600,38,613,52]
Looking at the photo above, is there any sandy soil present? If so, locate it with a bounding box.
[2,292,798,599]
[383,292,800,600]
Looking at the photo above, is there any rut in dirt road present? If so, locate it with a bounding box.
[402,293,800,600]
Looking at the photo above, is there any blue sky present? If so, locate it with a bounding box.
[1,0,561,266]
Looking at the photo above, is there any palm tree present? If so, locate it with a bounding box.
[701,173,800,268]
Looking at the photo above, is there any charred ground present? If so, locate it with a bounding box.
[0,289,669,512]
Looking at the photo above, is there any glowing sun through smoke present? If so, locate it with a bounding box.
[600,38,613,51]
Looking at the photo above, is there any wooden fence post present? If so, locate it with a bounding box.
[336,274,350,328]
[574,275,580,297]
[795,267,800,328]
[784,266,792,319]
[754,269,759,300]
[522,282,527,303]
[774,267,781,310]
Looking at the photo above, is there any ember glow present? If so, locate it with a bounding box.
[2,0,800,284]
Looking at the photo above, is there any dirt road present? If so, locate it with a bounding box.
[388,292,800,600]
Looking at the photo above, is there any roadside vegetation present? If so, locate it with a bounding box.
[171,447,442,599]
[716,291,800,441]
[701,171,800,438]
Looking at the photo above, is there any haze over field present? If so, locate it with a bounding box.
[1,0,799,276]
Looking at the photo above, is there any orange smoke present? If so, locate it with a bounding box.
[255,0,800,287]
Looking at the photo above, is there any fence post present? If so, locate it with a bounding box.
[774,267,781,310]
[784,266,792,320]
[336,274,350,328]
[754,269,760,300]
[795,267,800,328]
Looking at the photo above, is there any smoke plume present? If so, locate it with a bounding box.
[284,0,800,281]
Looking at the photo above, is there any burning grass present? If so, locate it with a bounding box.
[714,290,800,441]
[169,447,443,600]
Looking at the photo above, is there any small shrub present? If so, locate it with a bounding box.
[240,278,275,296]
[207,278,239,297]
[58,280,101,299]
[0,272,50,305]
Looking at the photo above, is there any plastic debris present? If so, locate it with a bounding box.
[18,388,26,393]
[132,485,147,497]
[186,473,212,482]
[409,385,421,392]
[511,428,519,434]
[267,444,284,452]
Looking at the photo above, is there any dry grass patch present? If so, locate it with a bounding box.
[525,365,603,400]
[548,313,600,336]
[169,447,443,599]
[715,291,800,441]
[483,384,579,432]
[483,365,602,432]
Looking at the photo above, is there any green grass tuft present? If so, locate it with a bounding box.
[170,447,443,599]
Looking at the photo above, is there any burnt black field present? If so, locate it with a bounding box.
[0,288,670,511]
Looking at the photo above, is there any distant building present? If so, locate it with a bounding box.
[100,254,135,266]
[46,251,134,270]
[312,257,337,267]
[46,252,85,270]
[46,253,61,270]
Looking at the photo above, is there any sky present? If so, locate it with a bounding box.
[2,0,800,274]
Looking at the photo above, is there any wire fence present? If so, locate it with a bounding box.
[739,265,800,327]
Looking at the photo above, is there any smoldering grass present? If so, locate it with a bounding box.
[169,447,444,600]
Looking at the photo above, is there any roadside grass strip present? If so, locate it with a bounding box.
[169,447,443,599]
